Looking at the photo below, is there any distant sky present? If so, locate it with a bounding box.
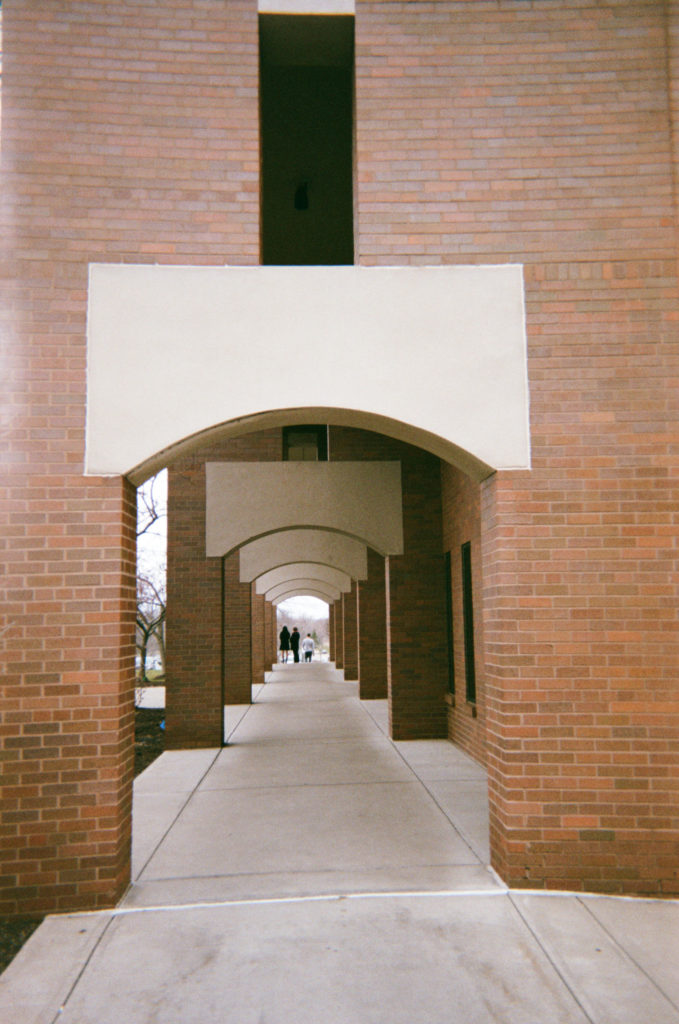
[277,596,329,621]
[137,469,168,572]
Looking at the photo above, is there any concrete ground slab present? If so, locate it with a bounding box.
[133,748,220,795]
[0,912,111,1024]
[224,701,253,740]
[8,892,679,1024]
[426,778,491,863]
[511,893,679,1024]
[201,736,415,789]
[121,862,498,908]
[361,697,389,733]
[583,896,679,1007]
[228,701,379,743]
[3,666,678,1024]
[267,663,345,685]
[136,779,480,884]
[131,750,220,879]
[136,684,166,708]
[132,790,194,880]
[393,737,486,781]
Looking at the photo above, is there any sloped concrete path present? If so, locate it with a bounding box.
[2,664,679,1024]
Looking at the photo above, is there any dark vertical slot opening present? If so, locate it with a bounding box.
[259,14,355,265]
[444,550,455,696]
[461,541,476,704]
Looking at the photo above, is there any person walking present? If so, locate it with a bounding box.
[302,633,314,662]
[279,625,291,663]
[290,627,301,663]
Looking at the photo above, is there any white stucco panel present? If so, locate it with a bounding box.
[206,461,403,557]
[86,264,529,478]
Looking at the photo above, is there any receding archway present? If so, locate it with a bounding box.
[240,530,368,582]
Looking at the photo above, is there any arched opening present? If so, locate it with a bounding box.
[128,412,494,915]
[276,595,330,664]
[156,415,488,755]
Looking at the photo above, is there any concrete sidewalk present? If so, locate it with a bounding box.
[2,663,678,1023]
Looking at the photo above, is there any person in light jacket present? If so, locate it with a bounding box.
[301,633,315,663]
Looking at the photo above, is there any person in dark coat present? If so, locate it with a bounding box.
[290,627,301,663]
[279,625,291,663]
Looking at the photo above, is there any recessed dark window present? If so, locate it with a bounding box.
[260,14,354,266]
[283,425,328,461]
[461,541,476,704]
[444,550,455,696]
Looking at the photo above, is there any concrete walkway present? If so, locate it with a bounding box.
[2,664,678,1023]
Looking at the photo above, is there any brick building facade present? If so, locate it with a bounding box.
[1,0,678,916]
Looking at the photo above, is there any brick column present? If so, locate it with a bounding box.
[386,450,448,740]
[358,548,388,699]
[166,464,223,748]
[329,604,336,663]
[264,601,276,671]
[335,597,345,670]
[223,553,253,705]
[251,587,267,690]
[2,379,137,914]
[343,582,359,680]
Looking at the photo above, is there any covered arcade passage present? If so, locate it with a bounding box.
[164,425,471,749]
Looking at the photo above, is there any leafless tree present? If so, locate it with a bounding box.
[136,473,167,682]
[137,473,164,538]
[136,570,166,682]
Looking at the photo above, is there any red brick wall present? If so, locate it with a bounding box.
[356,0,679,892]
[1,0,260,912]
[265,603,277,670]
[251,589,267,691]
[357,548,388,700]
[224,555,253,705]
[329,604,336,663]
[165,457,223,748]
[356,0,675,266]
[343,583,360,681]
[441,465,486,767]
[335,598,345,670]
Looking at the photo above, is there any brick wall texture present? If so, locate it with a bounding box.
[354,0,679,892]
[2,0,678,912]
[343,582,360,681]
[357,548,388,700]
[441,465,486,766]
